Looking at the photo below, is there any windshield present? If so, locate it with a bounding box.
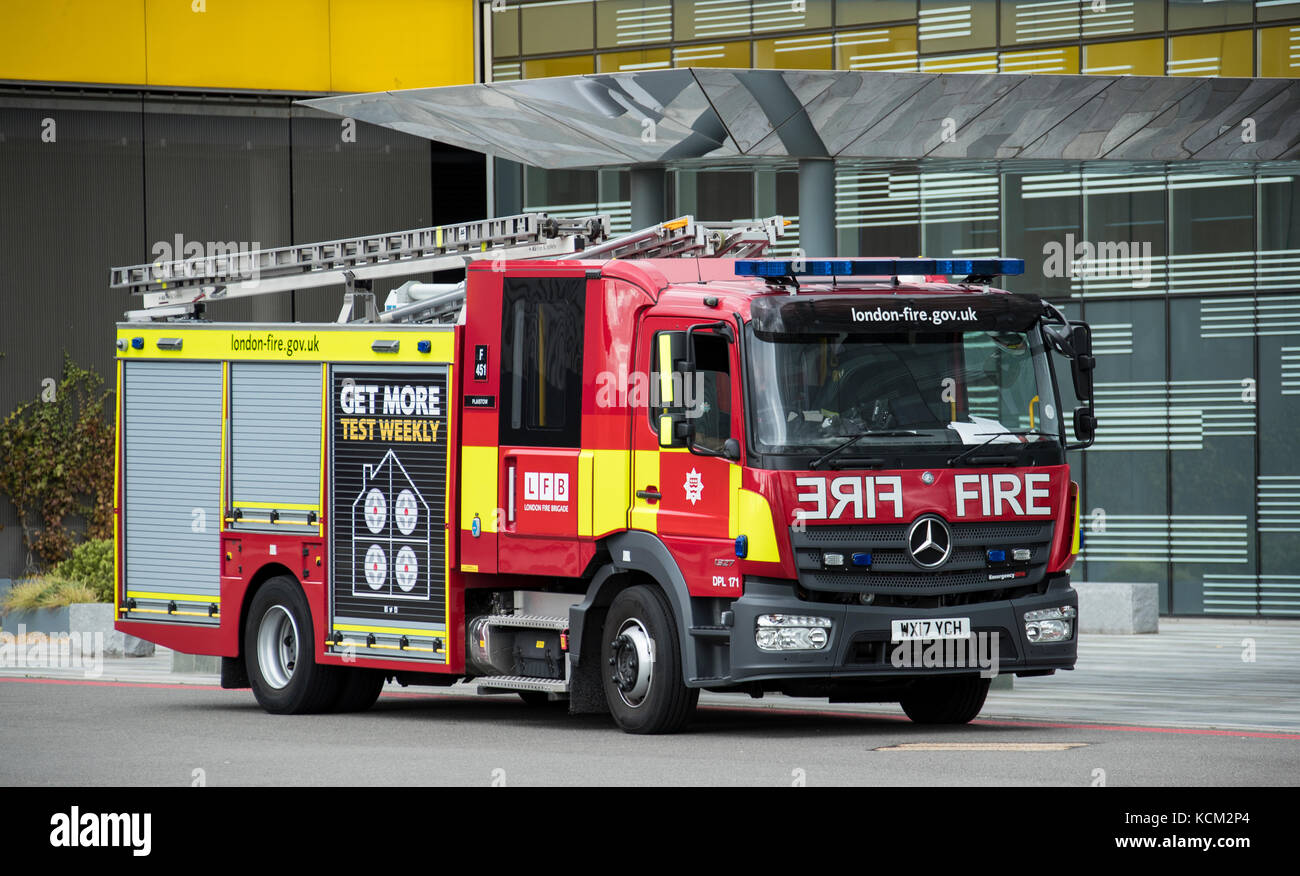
[746,326,1061,459]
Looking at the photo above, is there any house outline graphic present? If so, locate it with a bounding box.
[350,449,432,601]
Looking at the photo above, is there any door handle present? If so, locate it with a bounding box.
[636,488,662,503]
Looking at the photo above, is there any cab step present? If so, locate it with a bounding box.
[475,675,569,695]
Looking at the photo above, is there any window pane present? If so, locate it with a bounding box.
[598,47,672,71]
[835,25,918,72]
[1000,45,1079,74]
[523,54,597,78]
[837,0,916,27]
[673,40,751,66]
[1168,0,1252,30]
[690,334,732,452]
[920,51,998,73]
[1082,38,1163,75]
[492,61,523,81]
[918,0,996,53]
[1077,298,1170,611]
[1081,0,1162,38]
[490,1,521,57]
[755,33,833,69]
[1260,25,1300,77]
[835,166,920,258]
[1002,171,1081,299]
[521,0,595,55]
[1258,0,1300,23]
[1082,169,1168,299]
[920,172,1000,266]
[1000,0,1079,46]
[674,0,750,41]
[1168,30,1253,77]
[694,170,754,220]
[1170,296,1258,615]
[752,0,830,33]
[597,0,673,48]
[1260,174,1300,292]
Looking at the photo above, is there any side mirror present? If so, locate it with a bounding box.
[1069,322,1095,403]
[722,437,741,461]
[1073,406,1097,447]
[656,332,689,448]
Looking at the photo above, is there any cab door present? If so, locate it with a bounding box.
[631,316,744,596]
[495,272,587,576]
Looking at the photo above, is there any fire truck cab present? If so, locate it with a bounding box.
[112,217,1096,734]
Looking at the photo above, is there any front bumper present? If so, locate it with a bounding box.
[718,575,1078,686]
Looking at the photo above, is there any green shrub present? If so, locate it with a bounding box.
[0,355,114,569]
[54,538,114,602]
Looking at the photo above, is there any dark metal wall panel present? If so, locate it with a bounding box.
[0,94,145,574]
[289,108,433,323]
[142,99,293,324]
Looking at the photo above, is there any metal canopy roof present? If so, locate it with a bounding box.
[300,68,1300,170]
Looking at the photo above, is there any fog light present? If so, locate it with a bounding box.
[822,552,845,568]
[1013,548,1032,561]
[755,614,832,651]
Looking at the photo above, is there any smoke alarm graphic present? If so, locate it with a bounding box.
[352,450,431,600]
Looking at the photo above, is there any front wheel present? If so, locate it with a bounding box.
[899,676,991,724]
[245,576,341,714]
[600,585,698,734]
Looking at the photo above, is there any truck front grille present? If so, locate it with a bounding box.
[790,520,1055,601]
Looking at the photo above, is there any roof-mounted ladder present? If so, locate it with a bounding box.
[111,212,788,323]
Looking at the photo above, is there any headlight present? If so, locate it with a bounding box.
[1024,606,1076,643]
[755,614,832,651]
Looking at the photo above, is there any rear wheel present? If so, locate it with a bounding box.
[245,576,341,714]
[899,676,991,724]
[600,585,698,734]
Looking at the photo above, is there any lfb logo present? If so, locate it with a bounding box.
[524,472,569,502]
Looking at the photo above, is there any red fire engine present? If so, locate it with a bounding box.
[111,213,1095,733]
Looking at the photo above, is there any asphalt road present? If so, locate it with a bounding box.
[1,678,1296,786]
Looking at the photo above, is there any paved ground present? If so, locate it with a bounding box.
[1,618,1296,785]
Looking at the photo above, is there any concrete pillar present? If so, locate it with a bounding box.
[630,166,668,229]
[797,158,836,258]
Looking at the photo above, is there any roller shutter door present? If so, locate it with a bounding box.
[123,361,222,621]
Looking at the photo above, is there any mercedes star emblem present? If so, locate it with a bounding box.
[907,515,953,568]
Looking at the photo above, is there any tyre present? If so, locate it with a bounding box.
[600,585,698,734]
[899,676,991,724]
[331,669,386,713]
[244,575,341,714]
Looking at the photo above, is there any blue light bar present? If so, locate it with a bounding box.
[734,258,1025,279]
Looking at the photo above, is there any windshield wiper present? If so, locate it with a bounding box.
[947,430,1053,468]
[809,429,919,469]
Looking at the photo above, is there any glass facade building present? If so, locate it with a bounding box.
[484,0,1300,616]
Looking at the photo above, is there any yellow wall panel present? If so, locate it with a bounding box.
[0,0,147,85]
[329,0,474,92]
[146,0,332,91]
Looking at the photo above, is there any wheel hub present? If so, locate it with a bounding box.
[607,619,653,707]
[256,605,300,690]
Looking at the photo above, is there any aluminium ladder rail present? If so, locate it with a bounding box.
[112,212,788,323]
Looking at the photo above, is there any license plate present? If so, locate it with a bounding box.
[891,617,971,642]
